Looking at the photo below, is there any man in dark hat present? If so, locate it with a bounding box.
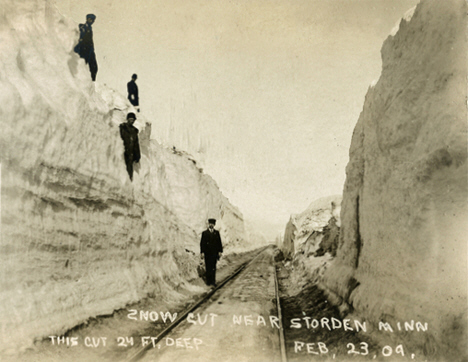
[200,219,223,287]
[119,112,140,181]
[74,14,98,81]
[127,74,139,111]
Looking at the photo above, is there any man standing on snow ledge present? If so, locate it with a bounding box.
[200,219,223,287]
[119,113,141,181]
[127,74,139,111]
[74,14,98,81]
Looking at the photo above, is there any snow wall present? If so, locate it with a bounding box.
[280,196,341,296]
[319,0,467,360]
[281,195,341,261]
[0,0,262,353]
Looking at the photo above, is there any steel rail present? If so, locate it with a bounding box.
[126,245,270,362]
[274,259,288,362]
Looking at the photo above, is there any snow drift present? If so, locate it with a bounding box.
[0,0,261,353]
[319,0,467,360]
[281,195,341,260]
[280,196,341,295]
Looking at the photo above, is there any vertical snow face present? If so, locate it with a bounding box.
[0,0,251,353]
[322,0,467,358]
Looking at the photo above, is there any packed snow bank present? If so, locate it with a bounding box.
[281,195,341,260]
[0,0,261,354]
[280,196,341,294]
[320,0,467,359]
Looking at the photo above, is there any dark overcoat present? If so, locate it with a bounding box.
[200,229,223,256]
[74,23,95,61]
[74,22,98,80]
[127,80,139,106]
[119,123,141,162]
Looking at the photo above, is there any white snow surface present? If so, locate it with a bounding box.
[281,196,341,296]
[390,5,418,36]
[0,0,264,353]
[321,0,467,359]
[282,195,341,258]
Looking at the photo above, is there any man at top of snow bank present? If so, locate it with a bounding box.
[127,74,140,111]
[119,112,141,181]
[74,14,98,81]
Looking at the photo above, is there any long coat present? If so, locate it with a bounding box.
[74,23,95,62]
[74,22,98,80]
[200,229,223,256]
[127,80,139,107]
[119,122,141,162]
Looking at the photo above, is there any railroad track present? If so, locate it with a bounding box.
[126,245,287,362]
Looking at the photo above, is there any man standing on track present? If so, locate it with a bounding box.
[200,219,223,287]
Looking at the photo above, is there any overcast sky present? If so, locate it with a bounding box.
[56,0,420,239]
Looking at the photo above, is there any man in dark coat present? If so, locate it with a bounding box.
[127,74,139,110]
[119,112,140,181]
[200,219,223,287]
[74,14,98,81]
